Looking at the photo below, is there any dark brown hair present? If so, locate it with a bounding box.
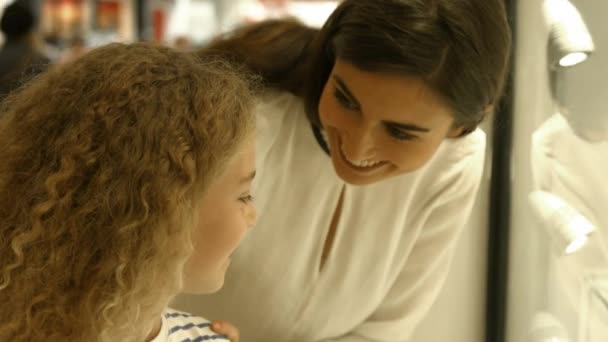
[203,0,511,134]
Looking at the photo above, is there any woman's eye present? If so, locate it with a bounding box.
[385,125,418,141]
[239,195,254,204]
[334,89,359,110]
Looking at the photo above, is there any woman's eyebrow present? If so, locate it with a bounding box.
[384,121,431,132]
[333,75,361,107]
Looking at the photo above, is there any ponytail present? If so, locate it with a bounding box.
[201,19,318,96]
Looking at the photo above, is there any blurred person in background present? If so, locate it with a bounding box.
[0,1,49,100]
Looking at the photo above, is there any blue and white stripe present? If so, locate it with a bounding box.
[158,308,229,342]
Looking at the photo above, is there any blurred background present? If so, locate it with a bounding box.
[0,0,339,62]
[1,1,606,342]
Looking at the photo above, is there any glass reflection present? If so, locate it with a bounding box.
[582,274,608,342]
[529,0,608,340]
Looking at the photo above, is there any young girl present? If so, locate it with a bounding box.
[0,43,256,341]
[175,0,511,341]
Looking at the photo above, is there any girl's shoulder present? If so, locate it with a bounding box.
[160,308,229,342]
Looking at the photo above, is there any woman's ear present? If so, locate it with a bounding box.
[447,125,466,138]
[447,104,494,137]
[483,104,495,115]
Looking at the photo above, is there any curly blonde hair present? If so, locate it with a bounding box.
[0,43,256,341]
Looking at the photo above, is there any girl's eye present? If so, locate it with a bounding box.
[239,195,254,204]
[384,124,418,141]
[334,89,359,111]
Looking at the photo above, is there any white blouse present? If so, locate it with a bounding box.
[172,91,486,342]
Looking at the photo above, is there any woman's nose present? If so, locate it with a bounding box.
[342,124,377,160]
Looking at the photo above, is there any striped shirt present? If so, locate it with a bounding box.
[151,308,229,342]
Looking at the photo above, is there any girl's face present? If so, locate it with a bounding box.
[318,59,464,185]
[181,138,257,294]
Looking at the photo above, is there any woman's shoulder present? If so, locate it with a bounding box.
[254,89,306,145]
[447,128,486,156]
[256,89,304,116]
[430,128,486,172]
[412,128,487,196]
[161,308,229,341]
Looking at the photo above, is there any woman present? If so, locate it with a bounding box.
[177,0,511,341]
[0,43,256,341]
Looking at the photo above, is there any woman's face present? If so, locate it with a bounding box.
[181,138,257,294]
[318,59,463,185]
